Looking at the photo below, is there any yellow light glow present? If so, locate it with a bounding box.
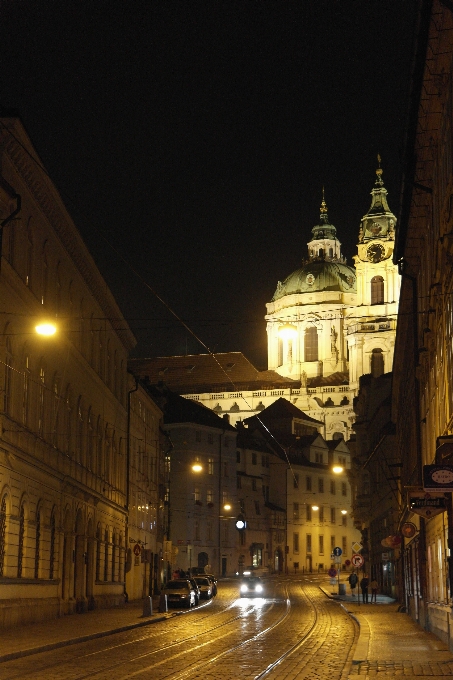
[312,505,319,511]
[224,503,231,511]
[278,323,298,340]
[341,509,347,515]
[332,465,344,474]
[35,322,57,336]
[192,463,202,472]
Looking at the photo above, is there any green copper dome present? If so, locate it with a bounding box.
[272,261,356,301]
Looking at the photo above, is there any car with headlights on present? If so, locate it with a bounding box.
[162,579,196,608]
[194,576,213,599]
[239,576,265,598]
[204,573,217,595]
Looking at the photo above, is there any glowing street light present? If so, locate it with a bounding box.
[312,505,319,511]
[332,465,344,474]
[35,322,57,336]
[223,503,231,511]
[191,463,202,473]
[341,509,347,515]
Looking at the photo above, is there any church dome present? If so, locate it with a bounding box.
[272,260,356,301]
[272,192,356,301]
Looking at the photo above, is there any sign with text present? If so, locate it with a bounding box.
[409,491,446,519]
[423,465,453,492]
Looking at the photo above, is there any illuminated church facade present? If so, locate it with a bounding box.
[132,163,400,443]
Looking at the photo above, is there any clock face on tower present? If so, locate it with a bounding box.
[366,244,385,263]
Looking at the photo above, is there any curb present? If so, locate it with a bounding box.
[0,612,172,664]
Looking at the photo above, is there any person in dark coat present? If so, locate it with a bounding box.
[360,574,369,603]
[348,572,358,593]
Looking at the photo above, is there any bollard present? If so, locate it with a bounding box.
[159,592,168,613]
[142,595,153,617]
[338,583,346,596]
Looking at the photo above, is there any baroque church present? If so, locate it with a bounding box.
[130,162,400,442]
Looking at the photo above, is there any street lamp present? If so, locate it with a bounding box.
[312,505,319,511]
[35,321,57,336]
[341,509,347,515]
[332,465,344,474]
[278,323,298,340]
[191,463,202,473]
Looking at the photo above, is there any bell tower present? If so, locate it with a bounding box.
[346,158,400,389]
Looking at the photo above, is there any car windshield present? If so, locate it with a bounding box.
[242,577,262,585]
[195,578,209,585]
[166,581,189,590]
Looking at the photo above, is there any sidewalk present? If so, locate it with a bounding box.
[321,580,453,677]
[0,597,173,663]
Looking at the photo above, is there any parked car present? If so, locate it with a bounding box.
[194,576,213,599]
[188,577,201,605]
[162,579,196,608]
[239,576,265,598]
[204,573,217,595]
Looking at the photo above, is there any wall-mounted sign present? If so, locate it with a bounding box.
[409,491,446,519]
[423,465,453,492]
[401,522,417,538]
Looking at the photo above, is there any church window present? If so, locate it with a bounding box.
[371,348,384,377]
[371,276,384,304]
[304,327,318,362]
[318,248,324,258]
[329,247,333,258]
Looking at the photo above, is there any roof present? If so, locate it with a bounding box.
[272,261,356,301]
[143,384,236,431]
[265,501,286,513]
[129,352,298,393]
[244,397,323,426]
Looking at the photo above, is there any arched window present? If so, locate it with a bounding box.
[49,509,56,579]
[96,524,102,581]
[318,248,324,258]
[34,505,41,579]
[4,333,13,415]
[0,495,7,577]
[111,532,116,582]
[371,348,384,377]
[277,337,283,366]
[104,529,109,581]
[329,247,333,258]
[17,503,25,578]
[87,408,94,471]
[371,276,384,305]
[304,327,318,362]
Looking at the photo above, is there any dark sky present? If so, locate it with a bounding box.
[0,1,416,368]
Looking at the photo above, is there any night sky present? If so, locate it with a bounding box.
[0,1,416,368]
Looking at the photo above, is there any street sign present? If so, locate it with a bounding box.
[328,567,337,577]
[352,542,362,554]
[334,556,342,564]
[333,546,342,556]
[409,492,446,519]
[351,554,364,567]
[133,543,141,556]
[345,559,351,566]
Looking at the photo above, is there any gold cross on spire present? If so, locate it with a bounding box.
[320,186,328,214]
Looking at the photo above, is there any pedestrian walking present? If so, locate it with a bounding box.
[370,579,378,603]
[360,574,369,603]
[348,572,358,593]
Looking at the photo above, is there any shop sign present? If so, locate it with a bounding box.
[423,465,453,492]
[408,491,446,519]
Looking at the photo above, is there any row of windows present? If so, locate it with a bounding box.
[293,504,347,525]
[293,533,348,555]
[3,218,126,402]
[236,451,270,467]
[293,475,348,496]
[0,495,124,584]
[3,349,124,491]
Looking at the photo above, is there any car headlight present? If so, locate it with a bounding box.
[240,584,248,592]
[255,585,263,593]
[180,594,187,598]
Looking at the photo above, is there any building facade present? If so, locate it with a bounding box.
[392,0,453,649]
[0,116,136,627]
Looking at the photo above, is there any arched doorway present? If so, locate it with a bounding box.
[197,551,209,569]
[61,507,74,608]
[86,517,95,610]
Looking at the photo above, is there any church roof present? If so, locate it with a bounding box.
[272,260,356,301]
[129,352,298,393]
